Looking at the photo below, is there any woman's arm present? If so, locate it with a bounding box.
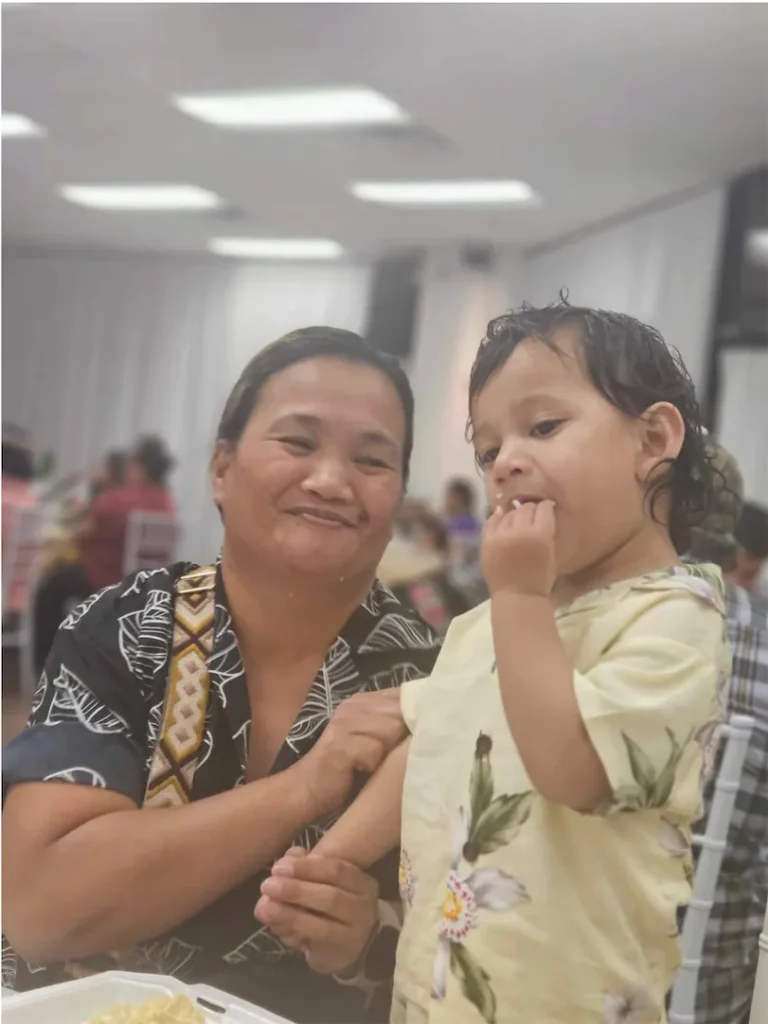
[3,690,408,964]
[2,768,321,963]
[313,739,410,869]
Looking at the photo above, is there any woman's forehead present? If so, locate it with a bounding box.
[255,357,405,434]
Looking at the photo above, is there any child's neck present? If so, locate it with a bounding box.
[553,521,680,608]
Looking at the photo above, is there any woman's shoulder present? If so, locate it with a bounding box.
[345,579,444,660]
[60,561,201,637]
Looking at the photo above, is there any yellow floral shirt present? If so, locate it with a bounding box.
[395,565,731,1024]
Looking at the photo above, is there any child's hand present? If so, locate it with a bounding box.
[481,499,557,597]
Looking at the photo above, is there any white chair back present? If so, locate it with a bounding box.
[2,505,47,697]
[751,899,768,1024]
[123,510,179,575]
[669,713,755,1023]
[2,506,46,619]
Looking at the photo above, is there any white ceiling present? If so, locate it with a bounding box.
[3,2,767,258]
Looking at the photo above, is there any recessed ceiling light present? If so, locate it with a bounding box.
[209,238,344,260]
[172,87,408,129]
[2,112,45,137]
[58,185,222,211]
[351,180,538,206]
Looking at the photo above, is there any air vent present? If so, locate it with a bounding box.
[355,123,455,154]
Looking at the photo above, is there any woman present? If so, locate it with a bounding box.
[33,436,176,672]
[2,327,441,1023]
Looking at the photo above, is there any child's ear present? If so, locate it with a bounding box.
[637,402,686,479]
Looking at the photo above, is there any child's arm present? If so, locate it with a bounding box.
[483,501,611,812]
[313,738,410,870]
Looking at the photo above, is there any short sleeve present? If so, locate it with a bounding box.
[401,602,490,734]
[573,588,729,815]
[2,578,168,806]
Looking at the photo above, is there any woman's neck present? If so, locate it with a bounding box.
[220,543,374,667]
[553,521,680,607]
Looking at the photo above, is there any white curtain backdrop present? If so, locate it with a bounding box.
[523,186,727,394]
[2,250,372,562]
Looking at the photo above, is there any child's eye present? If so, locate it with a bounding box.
[531,420,563,438]
[356,456,390,470]
[476,447,499,467]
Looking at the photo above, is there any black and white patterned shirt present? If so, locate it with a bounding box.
[2,562,441,1018]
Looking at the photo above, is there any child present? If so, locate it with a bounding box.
[264,302,731,1023]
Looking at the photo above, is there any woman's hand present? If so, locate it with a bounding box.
[481,499,557,597]
[295,688,407,817]
[255,848,379,975]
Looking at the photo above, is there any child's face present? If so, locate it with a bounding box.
[470,332,676,581]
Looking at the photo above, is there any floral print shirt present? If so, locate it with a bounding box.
[393,564,730,1024]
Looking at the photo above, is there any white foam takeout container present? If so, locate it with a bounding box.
[1,970,294,1024]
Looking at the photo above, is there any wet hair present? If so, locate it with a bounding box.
[446,477,476,512]
[2,441,34,482]
[736,502,768,560]
[133,436,174,485]
[216,326,414,483]
[467,297,713,554]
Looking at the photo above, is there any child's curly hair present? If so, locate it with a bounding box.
[467,296,714,554]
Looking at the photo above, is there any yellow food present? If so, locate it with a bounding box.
[86,993,206,1023]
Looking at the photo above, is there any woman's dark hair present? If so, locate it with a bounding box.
[134,436,174,485]
[216,326,414,484]
[467,297,713,554]
[2,441,35,482]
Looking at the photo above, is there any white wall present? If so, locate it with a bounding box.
[717,348,768,506]
[407,248,525,508]
[523,187,728,394]
[2,250,371,563]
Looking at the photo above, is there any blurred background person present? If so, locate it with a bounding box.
[1,426,38,622]
[88,448,127,502]
[729,501,768,597]
[33,436,176,672]
[687,440,768,1024]
[378,503,468,634]
[441,476,487,607]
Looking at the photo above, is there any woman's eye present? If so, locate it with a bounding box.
[531,420,563,438]
[280,437,313,453]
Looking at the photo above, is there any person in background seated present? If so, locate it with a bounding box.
[88,449,127,502]
[729,501,768,597]
[3,327,441,1024]
[379,507,468,634]
[688,441,768,1024]
[32,437,176,672]
[1,427,39,620]
[442,477,487,607]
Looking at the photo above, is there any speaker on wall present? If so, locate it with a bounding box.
[364,253,422,359]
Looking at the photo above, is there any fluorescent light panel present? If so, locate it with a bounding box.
[209,238,344,260]
[172,87,408,129]
[2,112,44,137]
[59,185,222,211]
[352,180,537,205]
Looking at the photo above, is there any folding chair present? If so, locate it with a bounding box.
[669,713,755,1023]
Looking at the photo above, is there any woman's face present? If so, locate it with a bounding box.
[212,357,407,581]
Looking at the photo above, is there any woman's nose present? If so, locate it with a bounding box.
[301,458,354,500]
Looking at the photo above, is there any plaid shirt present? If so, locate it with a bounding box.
[695,583,768,1024]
